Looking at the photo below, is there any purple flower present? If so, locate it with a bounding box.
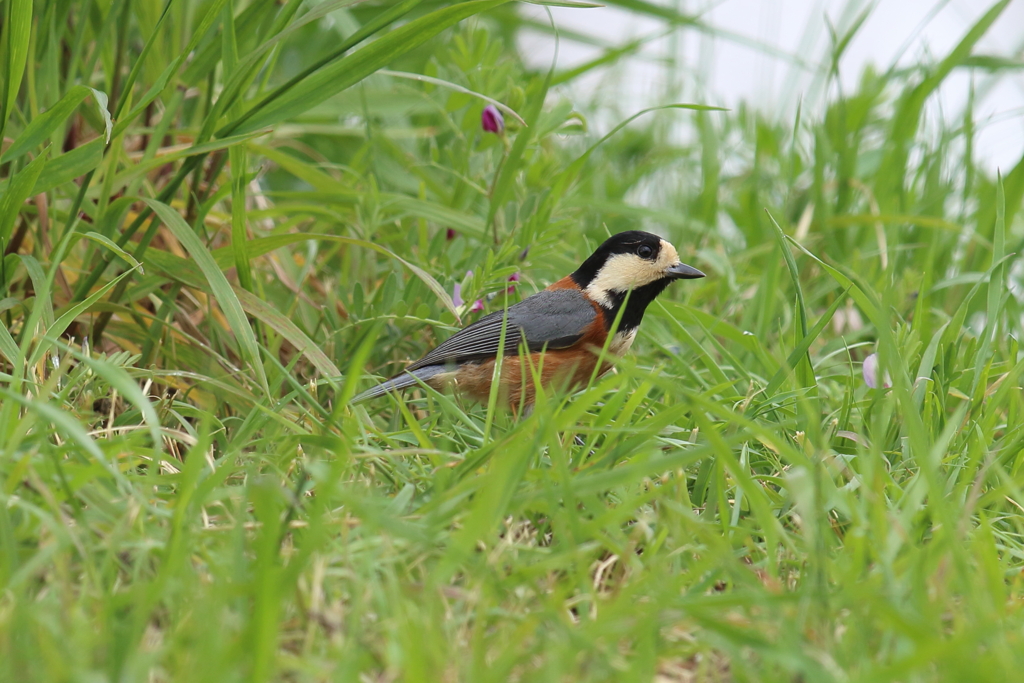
[506,272,520,293]
[863,353,891,389]
[481,105,504,134]
[453,271,473,307]
[446,228,457,240]
[454,270,485,312]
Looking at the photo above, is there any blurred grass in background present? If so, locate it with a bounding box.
[1,0,1023,680]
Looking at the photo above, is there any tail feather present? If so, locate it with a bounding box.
[350,365,450,404]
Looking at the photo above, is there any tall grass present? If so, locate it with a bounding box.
[1,0,1022,680]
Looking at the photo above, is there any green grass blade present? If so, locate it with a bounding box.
[0,149,47,247]
[142,197,271,397]
[230,0,509,135]
[0,86,109,163]
[0,0,32,143]
[29,138,102,195]
[763,287,848,398]
[28,265,140,368]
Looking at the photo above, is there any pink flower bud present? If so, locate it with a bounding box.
[470,299,485,312]
[862,353,891,389]
[481,105,504,134]
[446,228,457,240]
[453,271,474,308]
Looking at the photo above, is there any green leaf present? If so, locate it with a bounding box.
[1,0,32,139]
[230,0,510,135]
[379,69,527,126]
[109,131,264,190]
[112,0,173,119]
[485,68,550,241]
[110,0,231,140]
[384,196,486,239]
[1,86,111,163]
[234,289,341,380]
[879,0,1011,202]
[30,138,103,195]
[973,173,1008,395]
[763,287,849,397]
[0,316,18,365]
[525,0,603,6]
[0,388,135,496]
[52,339,164,459]
[18,254,53,328]
[208,233,461,321]
[90,89,112,144]
[552,104,726,196]
[766,210,816,395]
[220,0,424,139]
[29,266,139,368]
[79,231,144,273]
[0,149,47,247]
[229,145,254,292]
[141,198,271,397]
[249,144,354,194]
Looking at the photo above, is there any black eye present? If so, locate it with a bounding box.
[637,244,654,259]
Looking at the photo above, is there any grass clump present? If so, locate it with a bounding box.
[1,0,1023,681]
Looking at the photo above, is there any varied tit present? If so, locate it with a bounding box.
[352,230,705,407]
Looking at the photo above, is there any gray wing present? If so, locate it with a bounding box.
[350,365,451,404]
[407,288,597,371]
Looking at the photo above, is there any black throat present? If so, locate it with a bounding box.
[569,231,676,333]
[571,274,674,333]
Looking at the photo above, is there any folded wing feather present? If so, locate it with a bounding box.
[407,288,597,371]
[351,288,598,404]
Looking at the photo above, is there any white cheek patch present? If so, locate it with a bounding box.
[585,239,681,306]
[658,241,680,269]
[584,253,649,306]
[585,283,613,308]
[585,254,637,302]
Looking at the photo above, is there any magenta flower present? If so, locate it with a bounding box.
[506,272,520,293]
[470,299,485,312]
[446,228,457,240]
[481,105,504,134]
[862,353,891,389]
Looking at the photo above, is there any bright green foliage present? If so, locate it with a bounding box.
[1,0,1023,681]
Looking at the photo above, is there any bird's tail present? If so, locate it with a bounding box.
[349,365,450,404]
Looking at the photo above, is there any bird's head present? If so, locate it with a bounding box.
[571,230,704,328]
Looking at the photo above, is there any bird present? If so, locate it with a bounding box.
[351,230,705,408]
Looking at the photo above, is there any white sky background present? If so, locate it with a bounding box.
[517,0,1024,171]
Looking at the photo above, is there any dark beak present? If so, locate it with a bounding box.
[665,262,705,280]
